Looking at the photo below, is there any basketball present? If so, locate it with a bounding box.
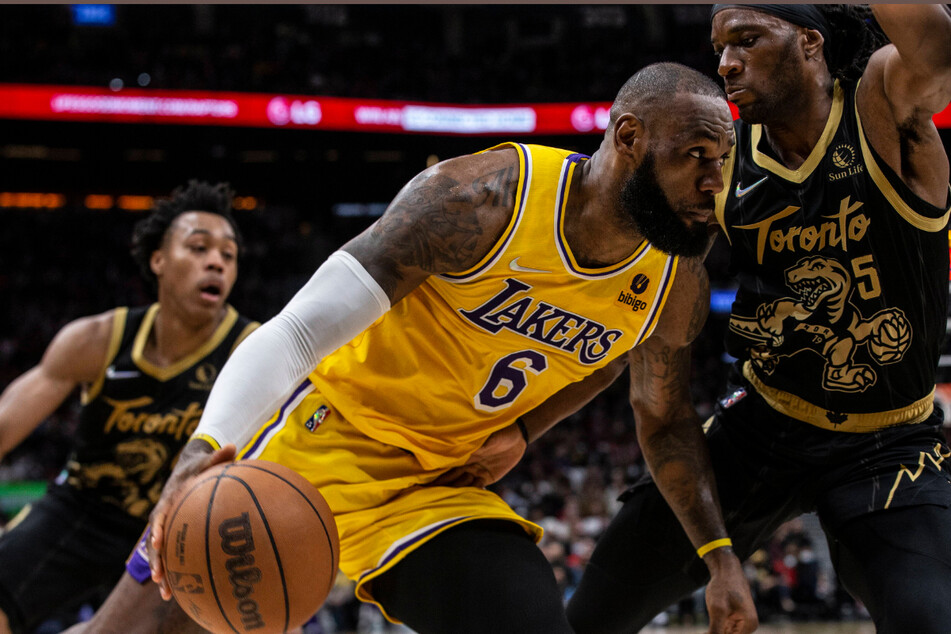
[162,460,339,634]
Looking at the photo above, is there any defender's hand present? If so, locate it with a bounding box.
[148,440,237,600]
[431,423,527,488]
[703,549,758,634]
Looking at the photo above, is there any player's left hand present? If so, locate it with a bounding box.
[704,550,758,634]
[147,439,237,600]
[431,422,527,488]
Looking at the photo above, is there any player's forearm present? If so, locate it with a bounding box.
[872,5,951,75]
[192,251,389,449]
[638,413,734,568]
[0,368,73,460]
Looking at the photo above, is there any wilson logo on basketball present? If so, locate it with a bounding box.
[219,513,265,631]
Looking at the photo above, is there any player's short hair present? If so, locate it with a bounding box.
[609,62,725,128]
[131,180,244,289]
[817,5,887,82]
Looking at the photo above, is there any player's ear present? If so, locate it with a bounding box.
[802,27,824,61]
[614,113,646,162]
[150,250,165,277]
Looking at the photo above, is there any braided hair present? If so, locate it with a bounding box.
[818,5,888,82]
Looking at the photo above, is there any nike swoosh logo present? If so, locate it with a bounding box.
[509,257,551,274]
[105,366,140,380]
[735,176,768,198]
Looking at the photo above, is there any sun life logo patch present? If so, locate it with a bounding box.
[829,144,864,182]
[831,144,855,169]
[305,405,330,432]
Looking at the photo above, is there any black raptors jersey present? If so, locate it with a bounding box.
[56,304,256,519]
[715,80,951,431]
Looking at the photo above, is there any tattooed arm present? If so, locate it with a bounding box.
[627,256,757,634]
[184,147,520,451]
[344,148,520,301]
[148,148,522,598]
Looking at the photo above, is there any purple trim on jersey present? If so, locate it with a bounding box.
[440,143,531,282]
[125,528,152,583]
[358,516,472,583]
[554,156,646,279]
[242,378,313,457]
[636,255,676,346]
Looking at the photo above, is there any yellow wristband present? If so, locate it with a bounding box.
[696,538,733,558]
[190,433,222,451]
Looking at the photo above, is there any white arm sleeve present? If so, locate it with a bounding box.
[193,251,390,450]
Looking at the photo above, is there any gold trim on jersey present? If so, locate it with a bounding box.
[230,321,260,355]
[714,146,737,244]
[743,361,934,432]
[82,307,129,405]
[854,88,951,233]
[1,503,32,533]
[132,303,239,381]
[440,143,529,281]
[751,81,844,184]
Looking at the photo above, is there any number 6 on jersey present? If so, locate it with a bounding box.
[475,350,548,411]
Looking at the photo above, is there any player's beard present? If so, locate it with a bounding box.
[619,151,709,258]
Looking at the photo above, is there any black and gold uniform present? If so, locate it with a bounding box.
[569,81,951,631]
[720,80,949,429]
[0,304,255,634]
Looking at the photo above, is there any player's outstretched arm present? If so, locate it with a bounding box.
[869,4,951,118]
[0,311,113,460]
[627,256,756,634]
[148,147,522,595]
[858,5,951,209]
[434,355,629,488]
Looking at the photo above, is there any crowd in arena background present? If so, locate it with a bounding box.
[3,4,951,632]
[0,202,879,631]
[1,5,717,102]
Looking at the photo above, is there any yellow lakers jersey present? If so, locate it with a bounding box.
[311,143,678,469]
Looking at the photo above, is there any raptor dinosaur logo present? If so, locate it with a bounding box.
[67,438,169,518]
[729,256,911,392]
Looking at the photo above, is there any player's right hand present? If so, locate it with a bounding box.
[147,439,237,600]
[703,549,758,634]
[430,422,527,488]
